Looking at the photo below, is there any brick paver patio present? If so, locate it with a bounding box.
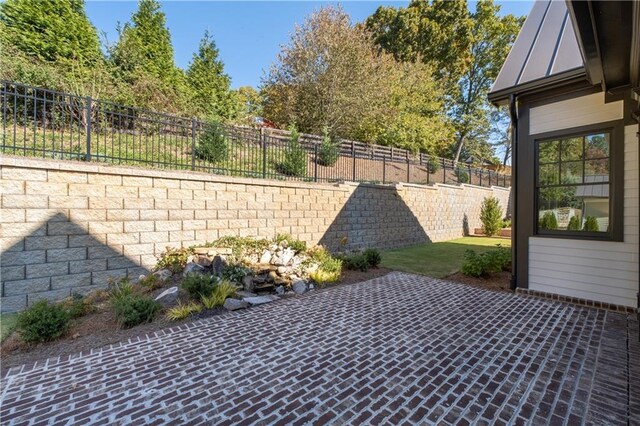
[1,272,638,425]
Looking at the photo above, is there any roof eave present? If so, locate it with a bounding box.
[488,68,588,105]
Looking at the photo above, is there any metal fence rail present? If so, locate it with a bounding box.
[0,81,511,187]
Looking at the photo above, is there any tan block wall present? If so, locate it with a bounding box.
[0,157,510,312]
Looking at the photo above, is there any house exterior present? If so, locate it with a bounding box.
[489,0,639,310]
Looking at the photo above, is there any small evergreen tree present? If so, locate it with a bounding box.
[583,216,599,232]
[187,30,237,120]
[567,215,581,231]
[427,157,441,174]
[480,196,503,237]
[196,122,228,164]
[278,125,307,177]
[317,126,339,166]
[539,211,558,230]
[456,167,470,184]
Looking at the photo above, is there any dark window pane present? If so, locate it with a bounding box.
[539,163,559,185]
[538,140,559,163]
[560,161,582,184]
[560,137,582,161]
[538,185,609,232]
[585,158,609,177]
[585,133,609,159]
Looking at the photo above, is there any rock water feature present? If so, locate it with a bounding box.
[176,241,315,310]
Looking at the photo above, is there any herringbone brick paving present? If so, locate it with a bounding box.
[1,272,638,425]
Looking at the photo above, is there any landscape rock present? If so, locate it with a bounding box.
[211,255,227,275]
[183,262,205,277]
[292,280,307,294]
[243,275,255,292]
[153,269,173,281]
[259,250,272,264]
[243,295,279,305]
[278,248,296,266]
[275,285,285,295]
[224,298,248,311]
[236,290,257,298]
[154,286,178,307]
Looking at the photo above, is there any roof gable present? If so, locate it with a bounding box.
[489,0,586,103]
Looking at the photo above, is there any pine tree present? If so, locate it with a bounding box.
[187,30,236,120]
[111,0,176,80]
[0,0,101,63]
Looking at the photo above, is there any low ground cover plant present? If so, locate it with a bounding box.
[166,302,202,321]
[461,246,511,278]
[308,246,343,284]
[201,280,236,309]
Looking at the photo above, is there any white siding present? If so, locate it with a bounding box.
[528,94,639,307]
[529,92,623,135]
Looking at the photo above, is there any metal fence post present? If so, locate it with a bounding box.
[261,128,267,179]
[426,157,430,185]
[468,164,472,185]
[406,156,410,183]
[443,162,447,184]
[351,141,356,181]
[314,143,318,182]
[480,170,483,187]
[85,96,92,162]
[383,156,386,184]
[191,119,196,171]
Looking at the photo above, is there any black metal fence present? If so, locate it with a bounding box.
[0,81,511,187]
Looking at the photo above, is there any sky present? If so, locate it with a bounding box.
[85,1,534,89]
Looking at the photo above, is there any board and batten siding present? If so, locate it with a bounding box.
[528,93,639,307]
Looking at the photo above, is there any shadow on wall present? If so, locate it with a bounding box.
[463,213,470,237]
[1,212,149,313]
[318,184,432,252]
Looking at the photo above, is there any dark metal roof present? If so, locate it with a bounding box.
[575,175,609,198]
[488,0,586,103]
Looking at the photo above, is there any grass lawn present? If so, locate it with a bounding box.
[1,313,18,342]
[381,236,511,278]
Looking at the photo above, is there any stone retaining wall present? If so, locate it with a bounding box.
[0,156,510,312]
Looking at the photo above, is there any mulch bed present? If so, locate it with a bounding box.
[445,270,512,292]
[0,267,392,374]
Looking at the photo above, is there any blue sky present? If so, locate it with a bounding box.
[86,1,533,89]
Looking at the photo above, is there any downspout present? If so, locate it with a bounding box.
[509,94,518,291]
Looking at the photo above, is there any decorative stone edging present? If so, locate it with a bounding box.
[516,287,637,314]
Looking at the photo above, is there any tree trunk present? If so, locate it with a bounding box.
[453,133,465,166]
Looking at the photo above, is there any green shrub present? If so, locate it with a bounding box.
[567,215,581,231]
[156,247,193,273]
[16,300,70,343]
[461,250,485,277]
[112,295,162,328]
[480,197,504,237]
[455,167,470,184]
[363,248,381,268]
[539,211,558,230]
[317,126,339,166]
[196,122,228,164]
[583,216,599,232]
[461,247,511,278]
[340,253,370,272]
[278,125,307,177]
[427,157,441,174]
[181,273,218,298]
[502,218,511,228]
[221,264,251,284]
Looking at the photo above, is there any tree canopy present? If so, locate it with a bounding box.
[0,0,102,63]
[262,6,451,154]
